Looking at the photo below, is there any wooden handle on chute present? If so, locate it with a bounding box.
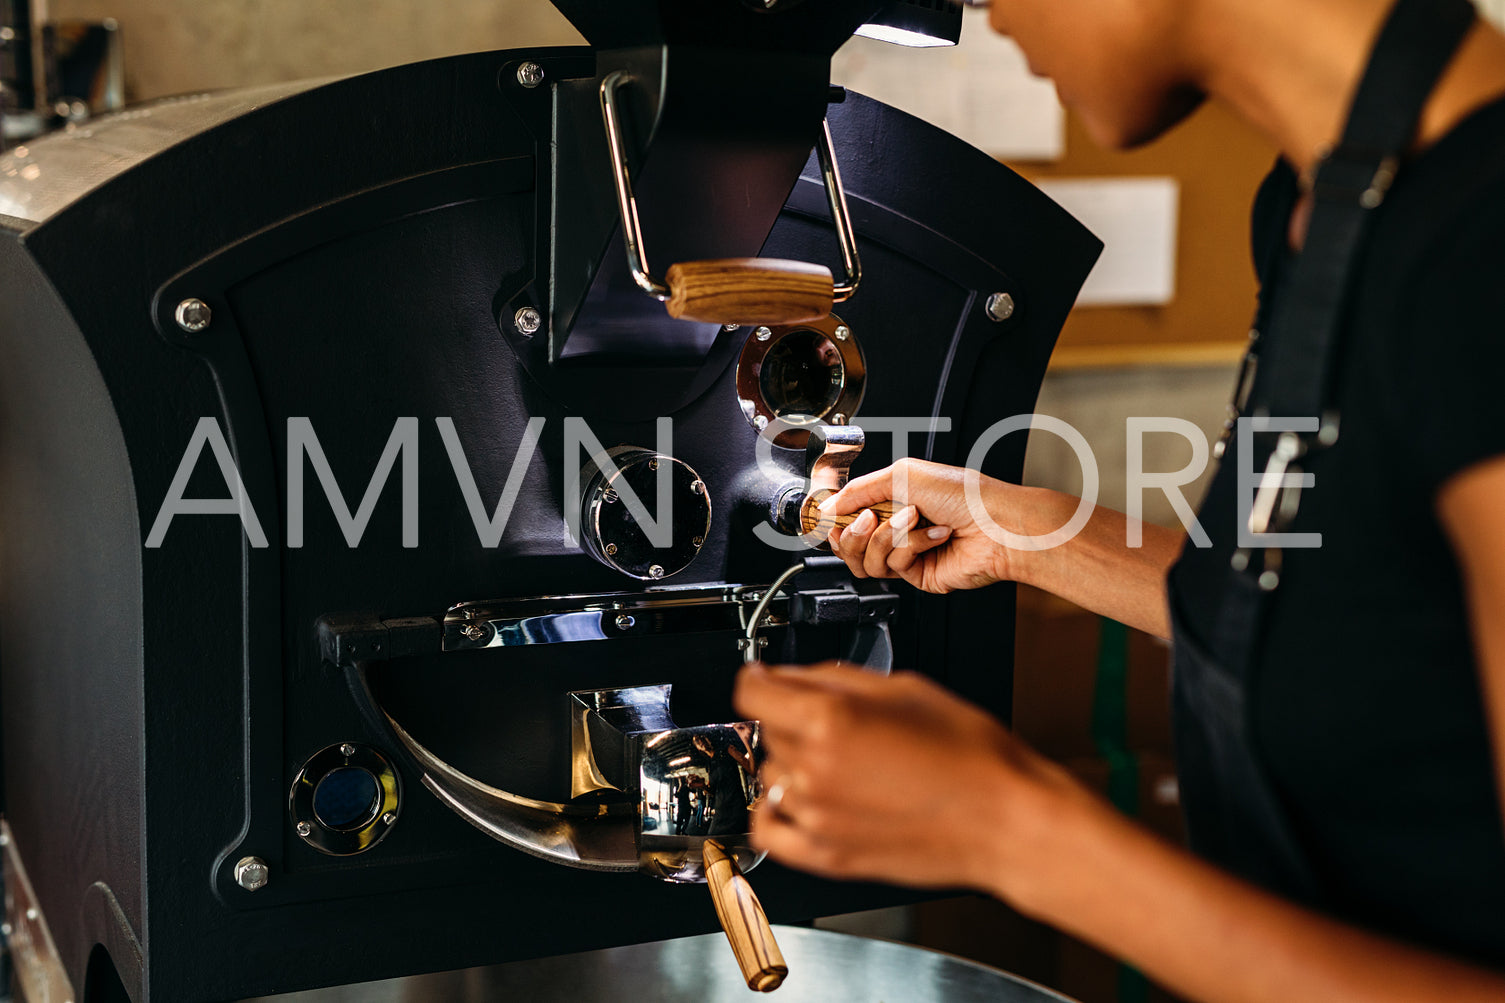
[703,839,788,993]
[665,258,833,326]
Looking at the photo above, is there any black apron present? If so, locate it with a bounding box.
[1169,0,1478,903]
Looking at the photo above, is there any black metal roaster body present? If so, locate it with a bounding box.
[0,5,1100,999]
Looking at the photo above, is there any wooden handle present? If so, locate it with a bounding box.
[665,258,834,326]
[800,489,918,538]
[703,840,787,993]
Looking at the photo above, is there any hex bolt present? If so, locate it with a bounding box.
[516,62,545,88]
[648,565,666,579]
[339,742,356,758]
[234,856,269,891]
[615,614,636,630]
[834,325,850,341]
[514,306,542,335]
[174,298,213,333]
[381,811,398,825]
[296,821,313,837]
[985,292,1016,322]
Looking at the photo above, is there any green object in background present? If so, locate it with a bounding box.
[1093,616,1149,1003]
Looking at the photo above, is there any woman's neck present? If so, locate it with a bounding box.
[1191,0,1505,177]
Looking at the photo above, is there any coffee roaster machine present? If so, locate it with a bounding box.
[0,1,1100,999]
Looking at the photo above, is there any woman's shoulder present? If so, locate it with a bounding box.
[1363,96,1505,491]
[1382,94,1505,273]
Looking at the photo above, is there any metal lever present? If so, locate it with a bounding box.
[600,71,862,322]
[770,423,920,544]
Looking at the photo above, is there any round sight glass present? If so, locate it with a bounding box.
[312,766,382,831]
[760,329,845,419]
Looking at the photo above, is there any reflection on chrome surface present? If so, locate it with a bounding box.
[239,926,1081,1003]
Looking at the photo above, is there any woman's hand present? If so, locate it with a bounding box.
[824,457,1183,637]
[822,458,1032,594]
[734,660,1090,901]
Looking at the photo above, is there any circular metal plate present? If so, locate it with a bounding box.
[289,743,401,856]
[736,314,865,448]
[579,447,712,581]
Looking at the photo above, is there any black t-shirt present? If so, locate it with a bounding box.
[1170,95,1505,967]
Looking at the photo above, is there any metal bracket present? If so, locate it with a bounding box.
[600,71,861,305]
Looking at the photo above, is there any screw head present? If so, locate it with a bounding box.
[296,821,313,837]
[603,488,619,504]
[985,292,1016,322]
[174,298,213,333]
[461,623,485,641]
[605,543,619,556]
[756,326,773,341]
[834,325,850,341]
[516,62,545,88]
[692,536,704,548]
[648,565,666,579]
[723,324,741,332]
[339,742,356,758]
[234,856,269,891]
[381,811,398,825]
[647,458,659,471]
[25,907,38,922]
[690,480,705,496]
[615,613,636,630]
[832,413,847,425]
[754,415,769,430]
[514,306,542,335]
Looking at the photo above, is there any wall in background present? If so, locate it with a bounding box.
[48,0,583,100]
[1016,103,1276,366]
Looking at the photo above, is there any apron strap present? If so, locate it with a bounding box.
[1191,0,1480,898]
[1260,0,1478,422]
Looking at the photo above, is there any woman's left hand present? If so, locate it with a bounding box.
[733,661,1088,901]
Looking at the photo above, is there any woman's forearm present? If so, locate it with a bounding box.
[995,780,1505,1003]
[1003,487,1182,638]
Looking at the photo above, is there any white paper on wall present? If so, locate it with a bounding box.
[1035,178,1181,307]
[831,9,1065,162]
